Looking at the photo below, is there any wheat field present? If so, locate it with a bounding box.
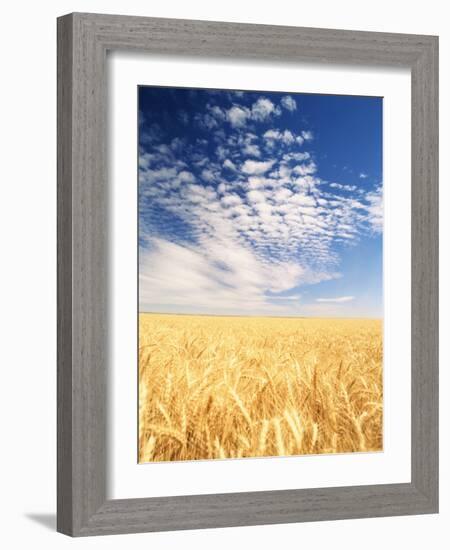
[138,313,383,463]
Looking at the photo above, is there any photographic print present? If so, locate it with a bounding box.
[138,86,383,463]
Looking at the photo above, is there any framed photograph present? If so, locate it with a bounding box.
[57,13,438,536]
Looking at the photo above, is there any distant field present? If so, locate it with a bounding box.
[138,314,383,463]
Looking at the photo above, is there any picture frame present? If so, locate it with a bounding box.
[57,12,438,536]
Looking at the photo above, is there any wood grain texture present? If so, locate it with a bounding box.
[57,12,439,536]
[57,13,74,535]
[410,36,439,506]
[58,12,108,535]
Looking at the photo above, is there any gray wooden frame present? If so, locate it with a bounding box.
[57,12,439,537]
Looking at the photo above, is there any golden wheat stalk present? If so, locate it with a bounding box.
[138,314,383,462]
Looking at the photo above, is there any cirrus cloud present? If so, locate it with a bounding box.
[241,159,275,175]
[316,296,355,303]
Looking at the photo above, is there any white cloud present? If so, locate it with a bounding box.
[170,137,185,152]
[226,98,282,128]
[139,166,177,185]
[264,129,281,140]
[283,152,310,162]
[221,194,242,207]
[195,104,227,130]
[292,162,317,176]
[273,188,293,202]
[330,182,357,191]
[208,104,226,120]
[316,296,355,303]
[246,176,274,190]
[281,95,297,112]
[365,186,383,233]
[281,130,295,145]
[242,159,275,175]
[290,193,316,207]
[223,158,237,171]
[139,236,307,315]
[196,113,218,130]
[251,97,280,121]
[177,170,196,184]
[217,182,230,194]
[201,168,216,182]
[247,190,266,203]
[359,172,368,179]
[215,145,228,160]
[254,201,272,216]
[243,143,261,157]
[263,129,298,145]
[184,184,216,203]
[227,105,250,128]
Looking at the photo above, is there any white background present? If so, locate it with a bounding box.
[0,1,447,549]
[109,54,411,498]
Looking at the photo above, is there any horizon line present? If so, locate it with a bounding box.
[139,311,382,320]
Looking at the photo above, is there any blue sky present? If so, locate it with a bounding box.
[138,87,382,317]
